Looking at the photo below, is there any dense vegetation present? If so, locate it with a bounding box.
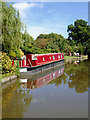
[36,33,67,53]
[67,19,90,55]
[1,2,90,74]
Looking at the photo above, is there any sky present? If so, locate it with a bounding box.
[13,2,88,39]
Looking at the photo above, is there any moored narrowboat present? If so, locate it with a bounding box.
[12,53,64,72]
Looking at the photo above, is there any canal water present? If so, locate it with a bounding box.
[2,59,89,118]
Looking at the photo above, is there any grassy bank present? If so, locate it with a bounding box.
[2,72,16,78]
[64,55,88,60]
[64,56,80,59]
[0,72,16,82]
[0,72,16,78]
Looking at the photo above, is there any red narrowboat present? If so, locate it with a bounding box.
[12,53,64,72]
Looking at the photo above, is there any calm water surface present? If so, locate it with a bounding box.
[2,59,88,118]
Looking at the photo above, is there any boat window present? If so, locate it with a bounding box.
[61,55,62,58]
[43,57,45,61]
[58,55,60,59]
[32,55,37,60]
[53,73,55,77]
[53,56,55,60]
[43,79,45,82]
[50,76,52,79]
[50,57,51,60]
[58,71,60,74]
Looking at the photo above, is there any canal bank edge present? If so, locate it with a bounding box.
[1,74,17,84]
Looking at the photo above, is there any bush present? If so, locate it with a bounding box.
[1,53,16,74]
[51,49,59,53]
[15,49,24,59]
[9,50,16,59]
[9,49,24,59]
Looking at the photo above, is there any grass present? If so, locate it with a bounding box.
[64,55,88,60]
[64,56,80,59]
[0,72,16,82]
[1,72,16,78]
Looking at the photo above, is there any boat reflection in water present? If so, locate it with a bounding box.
[19,65,64,90]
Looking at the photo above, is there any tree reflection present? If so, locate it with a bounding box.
[67,60,88,93]
[2,80,32,118]
[49,60,88,93]
[49,73,67,87]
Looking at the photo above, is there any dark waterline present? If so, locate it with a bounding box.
[2,59,89,118]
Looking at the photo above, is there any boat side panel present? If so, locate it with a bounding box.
[21,53,64,68]
[35,53,64,67]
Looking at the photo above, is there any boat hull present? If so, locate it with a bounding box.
[20,59,64,73]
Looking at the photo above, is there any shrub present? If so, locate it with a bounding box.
[9,49,24,60]
[1,53,16,74]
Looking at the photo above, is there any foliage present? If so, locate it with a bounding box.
[77,43,84,55]
[14,60,20,77]
[67,19,90,55]
[22,32,35,47]
[1,52,20,76]
[36,33,67,53]
[2,72,16,78]
[1,53,15,74]
[2,2,23,58]
[21,30,41,54]
[8,48,24,59]
[35,38,48,49]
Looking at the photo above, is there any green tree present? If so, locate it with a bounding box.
[21,29,42,54]
[2,2,23,59]
[36,33,68,53]
[67,19,90,55]
[77,43,84,55]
